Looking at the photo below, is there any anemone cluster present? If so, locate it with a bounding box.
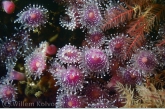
[0,0,165,108]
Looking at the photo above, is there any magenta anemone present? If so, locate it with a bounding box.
[14,4,49,31]
[56,44,81,65]
[80,46,109,77]
[56,93,86,108]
